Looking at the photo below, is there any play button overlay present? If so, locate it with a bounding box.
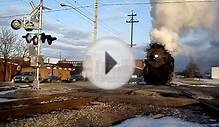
[105,51,117,74]
[83,37,135,90]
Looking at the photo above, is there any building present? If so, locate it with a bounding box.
[0,57,30,81]
[211,66,219,79]
[22,60,83,80]
[57,60,83,75]
[0,58,83,82]
[83,58,145,78]
[22,64,72,80]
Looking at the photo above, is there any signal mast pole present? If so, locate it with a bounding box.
[126,10,139,48]
[11,0,56,89]
[35,0,43,89]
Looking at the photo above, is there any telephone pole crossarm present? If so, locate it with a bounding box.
[126,10,139,48]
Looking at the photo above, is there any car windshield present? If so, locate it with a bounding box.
[49,76,58,79]
[71,75,82,78]
[20,72,32,76]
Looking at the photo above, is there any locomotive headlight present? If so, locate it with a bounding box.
[154,54,159,58]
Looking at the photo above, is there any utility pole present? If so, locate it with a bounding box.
[93,0,99,43]
[126,10,139,48]
[92,0,98,79]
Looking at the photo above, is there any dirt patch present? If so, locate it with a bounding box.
[0,82,218,126]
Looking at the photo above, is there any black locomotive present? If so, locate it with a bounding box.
[143,43,174,85]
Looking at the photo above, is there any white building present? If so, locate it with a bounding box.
[211,66,219,79]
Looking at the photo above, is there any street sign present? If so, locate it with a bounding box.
[38,55,44,65]
[30,56,37,67]
[29,46,37,56]
[30,55,44,67]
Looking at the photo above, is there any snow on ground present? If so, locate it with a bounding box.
[171,81,189,86]
[0,98,14,102]
[172,79,219,87]
[0,89,16,95]
[112,116,218,127]
[198,79,219,85]
[0,89,17,102]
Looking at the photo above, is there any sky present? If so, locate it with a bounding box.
[1,0,219,73]
[0,0,151,60]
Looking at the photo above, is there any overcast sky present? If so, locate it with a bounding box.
[1,0,219,73]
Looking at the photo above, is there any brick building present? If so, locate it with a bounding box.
[57,60,83,75]
[83,57,145,78]
[0,57,30,81]
[0,58,83,82]
[21,60,83,80]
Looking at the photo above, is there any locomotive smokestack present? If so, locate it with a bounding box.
[150,0,217,53]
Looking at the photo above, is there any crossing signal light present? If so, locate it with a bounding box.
[40,33,46,43]
[24,21,34,32]
[22,33,32,44]
[22,33,57,45]
[40,33,57,45]
[32,35,38,45]
[22,33,38,45]
[46,35,57,45]
[11,19,22,30]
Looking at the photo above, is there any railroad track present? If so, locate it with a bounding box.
[170,83,219,112]
[0,84,218,121]
[0,93,98,120]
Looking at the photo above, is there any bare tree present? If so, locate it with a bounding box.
[183,61,202,78]
[0,27,29,81]
[14,39,29,57]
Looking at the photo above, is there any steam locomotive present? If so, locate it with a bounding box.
[143,43,174,85]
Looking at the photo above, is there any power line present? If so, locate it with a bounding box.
[70,0,121,37]
[0,13,29,19]
[1,0,217,19]
[62,0,120,39]
[70,0,93,16]
[62,0,94,22]
[0,5,93,19]
[60,0,120,38]
[100,0,218,7]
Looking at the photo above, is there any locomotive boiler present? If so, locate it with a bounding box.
[143,43,174,85]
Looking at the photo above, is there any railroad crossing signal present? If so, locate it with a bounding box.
[11,0,54,89]
[22,33,32,44]
[11,0,56,46]
[22,33,57,45]
[10,0,51,32]
[40,33,57,45]
[11,19,22,30]
[46,35,57,45]
[11,19,35,31]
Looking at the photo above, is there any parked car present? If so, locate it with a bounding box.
[69,75,84,82]
[128,77,138,84]
[13,72,34,83]
[46,76,61,83]
[136,77,147,85]
[128,77,146,85]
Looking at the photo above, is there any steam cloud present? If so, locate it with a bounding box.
[150,0,218,53]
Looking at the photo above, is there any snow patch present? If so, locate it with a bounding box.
[0,90,16,95]
[112,116,218,127]
[199,79,219,85]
